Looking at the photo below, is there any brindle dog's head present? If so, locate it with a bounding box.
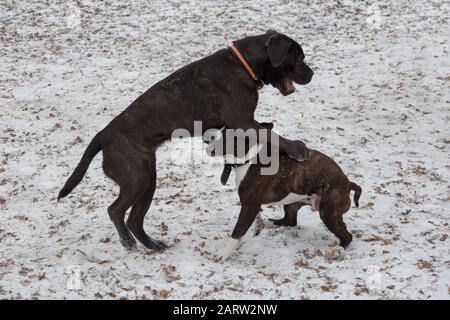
[263,30,314,96]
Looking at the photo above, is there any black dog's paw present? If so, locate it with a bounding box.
[149,239,168,252]
[120,236,138,252]
[268,218,297,227]
[287,140,310,162]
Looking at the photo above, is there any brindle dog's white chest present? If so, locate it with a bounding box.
[233,161,253,189]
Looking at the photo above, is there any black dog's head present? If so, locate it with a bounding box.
[264,30,314,96]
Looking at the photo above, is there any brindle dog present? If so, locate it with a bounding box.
[208,123,362,261]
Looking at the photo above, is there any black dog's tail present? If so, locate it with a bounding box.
[58,134,102,201]
[349,181,362,207]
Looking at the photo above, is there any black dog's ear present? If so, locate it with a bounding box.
[265,33,292,68]
[260,122,274,130]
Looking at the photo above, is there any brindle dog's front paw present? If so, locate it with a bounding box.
[214,238,242,262]
[325,245,346,261]
[287,140,310,162]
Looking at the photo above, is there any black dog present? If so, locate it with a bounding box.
[58,30,314,251]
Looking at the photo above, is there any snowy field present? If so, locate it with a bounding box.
[1,0,449,299]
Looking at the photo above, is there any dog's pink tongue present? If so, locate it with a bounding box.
[285,79,295,91]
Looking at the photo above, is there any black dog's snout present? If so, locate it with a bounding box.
[304,64,314,82]
[305,69,314,84]
[292,61,314,85]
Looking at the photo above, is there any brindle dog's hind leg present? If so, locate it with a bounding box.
[269,202,303,226]
[126,155,167,251]
[319,191,353,248]
[319,210,352,248]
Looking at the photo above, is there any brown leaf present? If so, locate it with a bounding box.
[37,273,46,280]
[160,222,168,234]
[417,259,433,270]
[158,289,171,298]
[321,284,338,292]
[282,278,292,283]
[295,259,309,268]
[160,264,181,281]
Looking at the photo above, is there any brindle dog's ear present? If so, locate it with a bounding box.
[265,33,292,68]
[259,122,274,130]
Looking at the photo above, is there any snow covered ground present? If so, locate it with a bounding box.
[1,0,449,299]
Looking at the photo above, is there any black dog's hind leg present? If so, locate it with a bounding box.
[103,145,157,251]
[107,192,140,251]
[127,156,167,251]
[270,202,303,226]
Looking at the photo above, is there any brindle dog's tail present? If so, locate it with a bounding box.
[349,182,362,207]
[58,134,102,201]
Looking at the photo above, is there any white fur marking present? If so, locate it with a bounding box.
[214,238,243,261]
[268,193,316,206]
[230,143,262,189]
[233,161,253,189]
[223,143,263,164]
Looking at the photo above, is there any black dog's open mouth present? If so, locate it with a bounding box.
[277,77,295,95]
[283,78,295,94]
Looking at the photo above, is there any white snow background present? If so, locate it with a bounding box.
[0,0,449,299]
